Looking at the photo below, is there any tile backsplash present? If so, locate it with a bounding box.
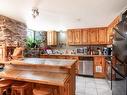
[49,31,108,55]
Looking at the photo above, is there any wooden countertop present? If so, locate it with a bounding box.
[0,58,77,69]
[0,68,69,86]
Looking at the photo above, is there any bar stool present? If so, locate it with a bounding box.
[33,88,52,95]
[0,79,13,95]
[11,82,31,95]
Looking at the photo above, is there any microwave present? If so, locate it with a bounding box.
[76,48,84,54]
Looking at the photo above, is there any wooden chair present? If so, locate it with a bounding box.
[33,87,53,95]
[11,47,24,60]
[0,79,13,95]
[11,82,31,95]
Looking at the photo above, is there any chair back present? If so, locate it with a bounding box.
[11,47,24,59]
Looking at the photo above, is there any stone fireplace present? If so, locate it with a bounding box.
[0,15,27,46]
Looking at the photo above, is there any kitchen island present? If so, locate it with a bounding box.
[0,58,77,95]
[40,54,110,78]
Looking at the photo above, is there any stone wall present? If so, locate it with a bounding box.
[0,15,27,46]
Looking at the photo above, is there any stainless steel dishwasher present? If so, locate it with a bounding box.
[78,57,94,76]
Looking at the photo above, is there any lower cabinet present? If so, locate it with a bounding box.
[40,55,79,74]
[40,55,106,78]
[94,57,105,78]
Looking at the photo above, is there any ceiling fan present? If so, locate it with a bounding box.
[32,0,42,18]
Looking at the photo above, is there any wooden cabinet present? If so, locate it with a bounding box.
[94,57,105,78]
[107,16,120,44]
[0,46,17,61]
[66,16,120,45]
[89,28,98,44]
[67,29,82,45]
[67,28,109,45]
[74,29,82,45]
[67,30,74,45]
[98,28,107,44]
[40,54,79,74]
[82,29,89,44]
[47,31,57,45]
[41,54,107,78]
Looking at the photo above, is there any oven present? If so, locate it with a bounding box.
[78,57,93,76]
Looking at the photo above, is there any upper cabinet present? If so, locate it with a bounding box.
[82,29,89,44]
[67,29,82,45]
[67,27,108,45]
[67,17,120,45]
[107,16,120,44]
[74,29,82,45]
[98,28,107,44]
[67,29,74,45]
[47,31,57,45]
[88,28,98,44]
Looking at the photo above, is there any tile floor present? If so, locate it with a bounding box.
[76,76,112,95]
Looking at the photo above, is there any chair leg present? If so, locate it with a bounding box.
[21,89,24,95]
[11,90,14,95]
[0,89,4,95]
[6,89,8,95]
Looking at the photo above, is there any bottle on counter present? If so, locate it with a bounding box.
[97,48,102,55]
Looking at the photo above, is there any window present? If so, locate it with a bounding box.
[27,29,42,41]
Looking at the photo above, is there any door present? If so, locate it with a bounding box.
[94,57,105,78]
[47,31,57,45]
[98,28,107,44]
[74,29,82,45]
[47,32,52,45]
[67,30,74,45]
[89,28,98,44]
[82,29,89,44]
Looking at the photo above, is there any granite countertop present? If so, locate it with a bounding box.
[41,54,111,57]
[0,58,77,68]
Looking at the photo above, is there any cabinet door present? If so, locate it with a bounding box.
[98,28,107,44]
[74,29,82,45]
[47,31,57,45]
[94,57,105,78]
[53,32,57,45]
[67,30,74,45]
[82,29,89,44]
[89,28,98,44]
[47,32,52,45]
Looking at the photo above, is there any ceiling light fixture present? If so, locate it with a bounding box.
[32,7,39,18]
